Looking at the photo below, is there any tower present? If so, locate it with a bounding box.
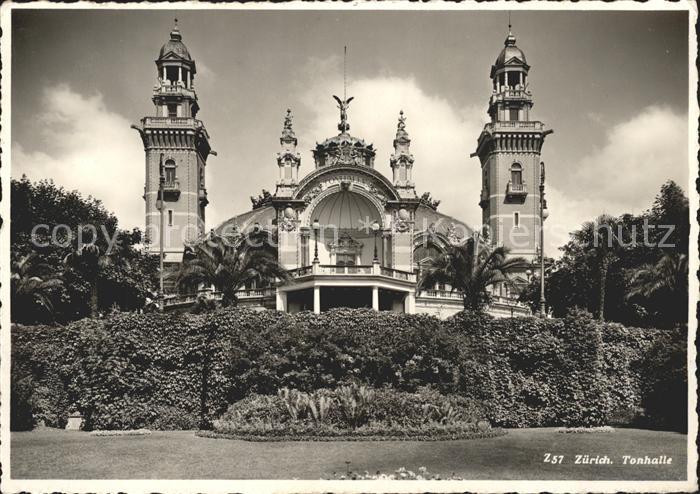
[472,27,552,263]
[275,109,301,197]
[390,110,417,199]
[132,22,215,282]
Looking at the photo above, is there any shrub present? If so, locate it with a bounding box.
[11,308,685,431]
[212,385,488,439]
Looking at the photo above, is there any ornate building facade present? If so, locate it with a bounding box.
[139,25,545,318]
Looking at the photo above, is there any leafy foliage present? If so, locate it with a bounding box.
[176,230,290,307]
[418,240,529,311]
[11,308,684,431]
[10,177,159,322]
[520,180,689,328]
[212,384,487,438]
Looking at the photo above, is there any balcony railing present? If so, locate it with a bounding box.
[289,264,416,282]
[163,180,180,191]
[418,289,463,301]
[153,83,195,96]
[506,181,527,198]
[143,116,203,128]
[487,121,544,132]
[163,287,274,308]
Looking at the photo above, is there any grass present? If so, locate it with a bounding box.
[11,427,687,480]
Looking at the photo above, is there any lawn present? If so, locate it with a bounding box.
[11,427,687,480]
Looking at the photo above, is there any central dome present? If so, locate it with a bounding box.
[312,190,381,230]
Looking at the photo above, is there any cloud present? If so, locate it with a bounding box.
[12,85,144,230]
[293,58,488,229]
[544,105,688,255]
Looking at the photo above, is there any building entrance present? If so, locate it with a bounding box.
[320,286,372,311]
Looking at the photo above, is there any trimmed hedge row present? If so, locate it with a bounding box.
[11,308,686,431]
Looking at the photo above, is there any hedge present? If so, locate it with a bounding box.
[10,308,686,431]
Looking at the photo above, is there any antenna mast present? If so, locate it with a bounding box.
[343,45,347,101]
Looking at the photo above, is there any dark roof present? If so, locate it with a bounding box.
[159,27,192,62]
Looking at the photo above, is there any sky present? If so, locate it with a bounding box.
[10,8,690,256]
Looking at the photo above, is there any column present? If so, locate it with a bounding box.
[313,286,321,314]
[162,66,167,82]
[178,66,182,83]
[372,286,379,311]
[276,289,287,311]
[404,291,416,314]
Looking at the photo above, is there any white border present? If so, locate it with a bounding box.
[0,1,697,493]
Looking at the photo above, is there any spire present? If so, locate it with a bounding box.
[390,110,415,197]
[281,108,296,142]
[276,108,301,195]
[505,14,516,46]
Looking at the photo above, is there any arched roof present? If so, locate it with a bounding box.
[214,205,276,236]
[293,165,400,202]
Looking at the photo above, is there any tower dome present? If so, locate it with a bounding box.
[495,30,527,66]
[158,23,192,61]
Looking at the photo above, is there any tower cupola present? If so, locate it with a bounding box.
[488,27,533,123]
[153,20,199,118]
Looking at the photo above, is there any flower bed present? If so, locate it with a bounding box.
[89,428,152,436]
[197,426,505,442]
[203,385,503,441]
[557,426,615,434]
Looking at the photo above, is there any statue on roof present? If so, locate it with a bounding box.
[333,95,354,133]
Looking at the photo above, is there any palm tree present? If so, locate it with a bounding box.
[63,234,129,318]
[627,252,688,321]
[176,230,291,307]
[575,214,620,320]
[11,252,63,323]
[418,239,530,312]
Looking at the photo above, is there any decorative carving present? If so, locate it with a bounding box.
[328,232,363,261]
[251,189,272,209]
[446,222,464,245]
[280,216,297,232]
[303,184,323,204]
[393,209,410,233]
[419,191,441,210]
[324,142,365,167]
[369,184,387,206]
[281,109,295,140]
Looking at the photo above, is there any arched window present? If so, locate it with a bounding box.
[510,163,523,186]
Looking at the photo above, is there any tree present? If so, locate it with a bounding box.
[176,230,291,307]
[418,239,530,312]
[573,214,622,320]
[11,177,159,321]
[627,252,688,325]
[519,181,689,327]
[10,252,63,324]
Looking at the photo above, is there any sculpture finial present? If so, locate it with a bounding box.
[333,94,354,133]
[281,108,296,140]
